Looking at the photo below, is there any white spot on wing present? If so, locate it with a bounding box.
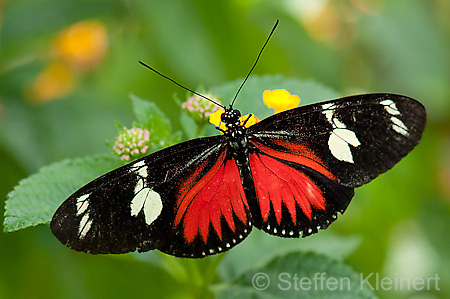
[333,128,360,146]
[322,104,337,127]
[381,99,401,116]
[322,103,360,163]
[391,116,409,136]
[131,179,163,226]
[78,213,93,239]
[132,160,148,178]
[332,118,346,129]
[133,160,146,168]
[76,194,89,216]
[381,99,409,136]
[328,128,361,163]
[137,167,148,178]
[322,103,334,111]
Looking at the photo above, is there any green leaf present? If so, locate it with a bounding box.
[3,155,123,232]
[130,93,171,132]
[179,110,198,140]
[130,93,181,149]
[213,252,376,299]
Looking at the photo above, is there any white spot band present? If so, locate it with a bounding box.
[78,213,93,239]
[322,103,361,163]
[76,194,89,216]
[381,99,409,136]
[131,178,163,225]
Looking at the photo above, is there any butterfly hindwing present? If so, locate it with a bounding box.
[246,141,354,238]
[157,148,252,258]
[248,93,426,187]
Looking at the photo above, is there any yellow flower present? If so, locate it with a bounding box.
[241,113,259,127]
[263,89,300,113]
[54,20,108,70]
[209,110,259,133]
[209,110,226,131]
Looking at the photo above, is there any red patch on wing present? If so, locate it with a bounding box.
[252,140,335,181]
[249,152,325,223]
[175,153,248,244]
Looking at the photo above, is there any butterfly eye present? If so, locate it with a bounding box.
[220,112,228,122]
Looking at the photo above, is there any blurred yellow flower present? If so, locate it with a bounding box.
[209,110,259,132]
[27,61,74,103]
[263,89,300,113]
[54,20,108,70]
[26,20,108,103]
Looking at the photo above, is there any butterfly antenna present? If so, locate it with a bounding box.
[138,61,226,109]
[230,20,279,107]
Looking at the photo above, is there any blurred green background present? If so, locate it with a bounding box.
[1,0,449,298]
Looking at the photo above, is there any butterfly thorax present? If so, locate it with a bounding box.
[221,108,249,161]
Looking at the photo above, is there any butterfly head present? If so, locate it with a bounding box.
[221,108,242,129]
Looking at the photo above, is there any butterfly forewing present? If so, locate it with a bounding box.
[247,94,426,187]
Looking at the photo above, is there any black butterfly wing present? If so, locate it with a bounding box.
[245,93,425,237]
[51,135,251,257]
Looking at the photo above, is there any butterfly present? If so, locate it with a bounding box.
[50,22,427,258]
